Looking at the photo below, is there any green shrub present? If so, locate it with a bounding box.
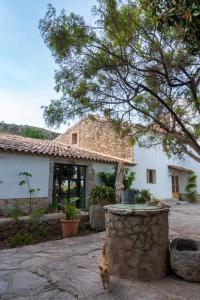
[49,200,60,210]
[62,204,80,220]
[30,208,45,219]
[8,206,21,221]
[37,226,48,237]
[9,231,33,248]
[89,185,116,207]
[21,127,45,139]
[136,189,152,204]
[99,167,135,191]
[186,173,197,202]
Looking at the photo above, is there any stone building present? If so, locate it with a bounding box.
[55,118,133,161]
[57,117,200,200]
[0,133,133,215]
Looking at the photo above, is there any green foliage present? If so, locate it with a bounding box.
[142,0,200,54]
[49,200,60,210]
[29,219,48,238]
[36,226,48,238]
[19,171,41,211]
[135,189,152,204]
[21,127,45,139]
[89,184,116,207]
[8,206,21,221]
[61,197,80,219]
[40,0,200,163]
[8,222,48,248]
[30,208,45,219]
[9,231,33,248]
[8,207,49,248]
[99,167,135,191]
[186,173,197,202]
[63,204,80,220]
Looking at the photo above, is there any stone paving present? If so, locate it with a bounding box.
[0,201,200,300]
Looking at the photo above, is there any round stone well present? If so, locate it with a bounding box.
[104,204,169,281]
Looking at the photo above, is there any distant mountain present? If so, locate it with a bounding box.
[0,122,60,140]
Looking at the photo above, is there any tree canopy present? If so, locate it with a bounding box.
[39,0,200,163]
[142,0,200,54]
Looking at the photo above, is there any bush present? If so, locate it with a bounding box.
[62,204,79,219]
[99,166,135,191]
[21,127,45,139]
[135,189,152,204]
[9,231,33,248]
[89,185,116,207]
[8,206,21,221]
[30,208,45,219]
[37,226,48,237]
[186,173,197,202]
[49,200,60,210]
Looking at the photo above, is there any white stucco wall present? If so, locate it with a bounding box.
[171,154,200,193]
[133,145,172,198]
[0,152,50,199]
[133,144,200,198]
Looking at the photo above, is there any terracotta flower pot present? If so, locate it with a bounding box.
[60,219,80,238]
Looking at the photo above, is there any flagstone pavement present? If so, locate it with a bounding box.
[0,201,200,300]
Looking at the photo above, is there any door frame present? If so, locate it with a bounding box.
[171,174,179,199]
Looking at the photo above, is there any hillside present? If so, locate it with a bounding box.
[0,122,59,140]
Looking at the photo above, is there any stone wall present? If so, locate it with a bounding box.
[0,197,49,217]
[0,212,89,247]
[105,207,169,280]
[56,118,133,160]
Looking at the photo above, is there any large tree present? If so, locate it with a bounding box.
[39,0,200,163]
[142,0,200,54]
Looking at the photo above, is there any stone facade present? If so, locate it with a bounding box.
[0,197,49,217]
[55,118,133,160]
[105,205,169,281]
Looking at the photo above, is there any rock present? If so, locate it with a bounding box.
[0,280,9,294]
[170,238,200,282]
[90,206,105,231]
[12,271,48,290]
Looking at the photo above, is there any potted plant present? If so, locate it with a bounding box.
[89,184,116,231]
[60,198,80,238]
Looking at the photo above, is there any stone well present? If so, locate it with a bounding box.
[104,204,169,281]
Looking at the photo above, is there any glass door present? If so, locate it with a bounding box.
[53,163,86,208]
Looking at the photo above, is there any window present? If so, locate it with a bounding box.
[147,169,156,184]
[53,164,86,208]
[72,133,78,145]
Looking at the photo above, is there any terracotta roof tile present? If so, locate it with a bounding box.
[0,133,134,165]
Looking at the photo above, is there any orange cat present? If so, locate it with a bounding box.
[99,240,110,292]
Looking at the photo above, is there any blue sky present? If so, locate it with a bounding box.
[0,0,96,132]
